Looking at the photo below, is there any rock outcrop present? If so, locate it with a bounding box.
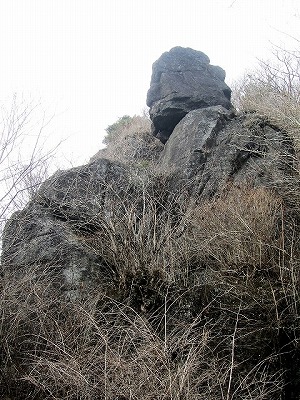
[2,48,297,291]
[2,47,300,400]
[2,159,131,298]
[147,46,232,143]
[158,105,296,199]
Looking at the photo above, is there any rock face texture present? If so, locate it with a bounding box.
[158,106,296,199]
[2,159,131,297]
[147,46,232,143]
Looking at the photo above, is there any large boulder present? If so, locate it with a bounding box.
[146,46,232,143]
[159,106,296,199]
[1,158,131,298]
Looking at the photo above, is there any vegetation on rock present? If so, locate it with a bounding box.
[232,45,300,154]
[91,113,163,167]
[1,47,300,400]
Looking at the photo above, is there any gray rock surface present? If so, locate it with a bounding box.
[159,107,296,199]
[146,46,232,143]
[1,158,130,297]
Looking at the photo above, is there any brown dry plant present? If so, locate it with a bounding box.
[232,46,300,153]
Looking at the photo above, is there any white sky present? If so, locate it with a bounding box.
[0,0,299,168]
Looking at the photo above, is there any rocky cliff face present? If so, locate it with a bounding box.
[159,105,296,198]
[3,105,295,288]
[2,159,131,297]
[5,47,296,275]
[2,47,300,399]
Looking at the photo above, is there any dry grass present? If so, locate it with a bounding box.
[1,179,299,399]
[190,185,282,270]
[91,115,163,167]
[232,47,300,153]
[0,266,286,400]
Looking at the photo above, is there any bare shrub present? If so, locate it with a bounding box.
[91,115,163,167]
[232,46,300,152]
[77,174,194,295]
[0,95,56,232]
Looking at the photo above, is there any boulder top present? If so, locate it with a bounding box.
[146,46,232,143]
[149,46,211,76]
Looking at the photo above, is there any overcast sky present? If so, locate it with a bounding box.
[0,0,299,168]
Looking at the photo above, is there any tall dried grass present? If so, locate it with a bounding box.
[232,47,300,153]
[91,115,163,167]
[2,180,298,399]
